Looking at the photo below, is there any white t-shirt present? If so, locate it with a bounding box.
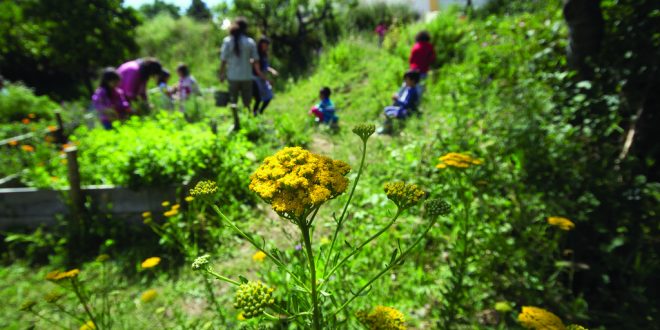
[220,35,259,81]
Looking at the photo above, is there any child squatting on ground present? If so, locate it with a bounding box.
[91,68,131,130]
[309,87,339,128]
[174,63,200,113]
[378,70,420,135]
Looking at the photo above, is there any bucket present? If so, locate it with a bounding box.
[214,90,229,107]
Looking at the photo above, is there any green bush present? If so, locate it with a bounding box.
[0,83,57,124]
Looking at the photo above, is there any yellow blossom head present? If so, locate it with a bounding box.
[518,306,565,330]
[80,320,96,330]
[161,201,170,207]
[163,209,179,217]
[140,289,158,303]
[252,250,267,262]
[46,269,80,281]
[233,281,275,319]
[142,211,152,218]
[357,305,407,330]
[189,180,219,202]
[495,301,512,312]
[141,257,161,269]
[249,147,351,220]
[547,217,575,231]
[436,152,482,169]
[384,182,426,210]
[185,196,194,202]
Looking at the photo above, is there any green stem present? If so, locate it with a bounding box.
[211,205,310,292]
[54,302,87,324]
[205,268,241,286]
[30,310,69,330]
[301,224,322,330]
[324,140,368,274]
[71,279,100,330]
[332,215,439,317]
[321,210,401,287]
[203,276,224,316]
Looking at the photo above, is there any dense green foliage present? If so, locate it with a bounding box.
[1,1,658,329]
[0,0,140,99]
[0,83,57,124]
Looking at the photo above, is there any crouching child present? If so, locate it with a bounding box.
[379,70,420,135]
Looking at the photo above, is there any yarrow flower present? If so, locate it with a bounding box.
[140,289,158,303]
[192,254,211,271]
[79,320,96,330]
[233,281,275,319]
[46,269,80,281]
[436,152,482,169]
[163,209,179,217]
[161,201,170,207]
[424,199,452,217]
[249,147,351,219]
[384,182,426,210]
[189,180,219,198]
[142,211,152,218]
[518,306,565,330]
[141,257,161,269]
[547,217,575,231]
[185,196,194,202]
[252,251,267,262]
[352,123,376,143]
[357,305,407,330]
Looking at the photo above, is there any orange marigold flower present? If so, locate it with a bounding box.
[22,118,31,124]
[21,145,35,152]
[8,140,18,146]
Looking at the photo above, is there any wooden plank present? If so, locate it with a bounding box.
[0,185,181,228]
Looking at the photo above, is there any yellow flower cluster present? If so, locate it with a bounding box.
[547,217,575,231]
[249,147,351,219]
[352,123,376,142]
[141,257,161,269]
[46,269,80,281]
[384,182,426,210]
[436,152,482,169]
[189,180,218,197]
[357,306,407,330]
[140,289,158,303]
[518,306,565,330]
[252,251,267,262]
[163,203,180,217]
[234,281,275,319]
[79,320,96,330]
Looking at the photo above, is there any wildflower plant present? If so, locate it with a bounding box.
[192,124,451,329]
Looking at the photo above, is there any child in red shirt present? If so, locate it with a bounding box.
[409,30,436,78]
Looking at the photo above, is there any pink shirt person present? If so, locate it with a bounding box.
[116,58,163,102]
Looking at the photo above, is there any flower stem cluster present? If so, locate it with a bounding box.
[357,305,407,330]
[233,281,275,319]
[384,181,426,210]
[424,199,452,217]
[191,254,211,271]
[45,269,80,281]
[189,180,219,203]
[352,123,376,143]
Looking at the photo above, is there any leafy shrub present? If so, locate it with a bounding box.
[0,83,57,123]
[342,2,418,32]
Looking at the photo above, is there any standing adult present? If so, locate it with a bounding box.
[116,58,163,104]
[219,17,266,131]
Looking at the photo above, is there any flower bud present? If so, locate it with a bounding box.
[424,199,451,217]
[192,254,211,271]
[352,123,376,142]
[233,281,274,319]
